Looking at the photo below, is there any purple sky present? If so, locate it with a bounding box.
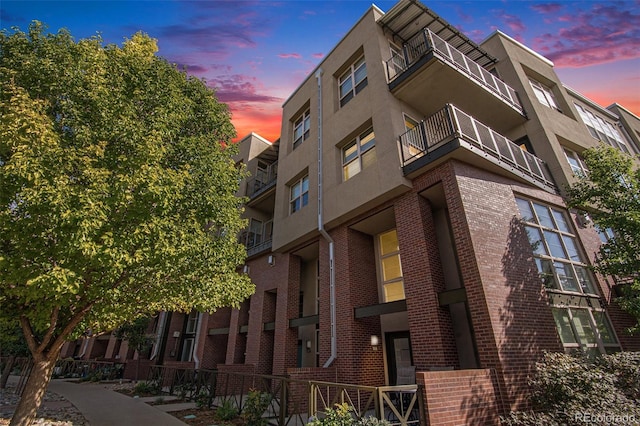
[2,0,639,142]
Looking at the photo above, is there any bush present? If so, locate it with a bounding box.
[243,389,271,426]
[502,351,640,425]
[215,399,239,421]
[354,417,391,426]
[309,404,390,426]
[133,381,160,396]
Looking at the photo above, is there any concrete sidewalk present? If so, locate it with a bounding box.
[48,380,188,425]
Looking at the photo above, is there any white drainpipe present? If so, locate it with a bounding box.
[316,68,337,368]
[192,313,204,369]
[149,311,167,361]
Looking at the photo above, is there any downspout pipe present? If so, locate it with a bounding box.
[149,311,167,361]
[316,68,337,368]
[192,312,205,369]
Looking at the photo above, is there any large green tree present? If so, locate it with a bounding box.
[0,23,253,425]
[566,144,640,333]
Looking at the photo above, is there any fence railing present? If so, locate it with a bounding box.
[246,161,278,199]
[399,104,555,190]
[146,366,423,425]
[386,28,523,114]
[52,359,124,381]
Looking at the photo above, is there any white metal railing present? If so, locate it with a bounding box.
[399,104,555,189]
[386,28,523,114]
[246,161,278,198]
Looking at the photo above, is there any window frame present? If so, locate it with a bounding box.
[377,229,405,303]
[339,55,367,107]
[563,148,588,177]
[516,196,620,355]
[342,127,376,181]
[529,78,560,111]
[293,109,311,149]
[289,175,309,214]
[574,103,634,154]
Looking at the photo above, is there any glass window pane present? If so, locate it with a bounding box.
[592,311,617,345]
[354,62,367,85]
[533,203,554,228]
[571,309,597,345]
[535,258,557,289]
[362,148,376,169]
[343,141,358,164]
[544,230,567,258]
[516,198,534,221]
[340,76,353,98]
[291,183,300,200]
[552,307,577,344]
[525,226,547,255]
[574,266,596,294]
[384,281,405,302]
[554,262,579,292]
[382,255,402,281]
[301,192,308,207]
[343,160,360,180]
[562,235,580,261]
[302,177,309,192]
[552,209,570,232]
[291,198,300,213]
[360,129,375,152]
[379,229,399,255]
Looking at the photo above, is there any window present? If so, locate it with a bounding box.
[378,229,405,302]
[339,55,367,107]
[529,78,559,111]
[574,104,633,154]
[564,148,588,177]
[342,127,376,180]
[179,311,199,361]
[290,176,309,213]
[293,109,310,149]
[516,197,619,354]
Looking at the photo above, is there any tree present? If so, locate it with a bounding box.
[566,144,640,332]
[0,319,30,389]
[0,23,254,425]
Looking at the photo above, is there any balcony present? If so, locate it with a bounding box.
[399,104,556,193]
[246,161,278,199]
[379,0,526,132]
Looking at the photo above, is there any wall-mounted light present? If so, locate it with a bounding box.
[371,335,380,351]
[243,265,250,274]
[268,255,275,266]
[306,340,312,353]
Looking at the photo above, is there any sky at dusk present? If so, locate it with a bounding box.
[2,0,639,142]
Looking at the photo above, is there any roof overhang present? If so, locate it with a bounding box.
[378,0,497,68]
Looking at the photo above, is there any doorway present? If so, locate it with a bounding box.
[385,331,413,385]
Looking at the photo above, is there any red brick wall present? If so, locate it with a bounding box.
[287,367,339,415]
[215,364,256,395]
[417,369,501,425]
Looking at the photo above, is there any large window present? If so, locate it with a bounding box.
[564,148,588,177]
[339,55,367,107]
[574,103,634,154]
[516,197,619,355]
[342,127,376,180]
[290,175,309,214]
[293,109,310,149]
[529,78,560,111]
[378,229,405,302]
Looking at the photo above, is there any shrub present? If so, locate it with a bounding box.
[354,417,392,426]
[309,403,355,426]
[243,389,271,426]
[215,399,239,421]
[194,390,211,409]
[501,351,640,425]
[133,381,160,396]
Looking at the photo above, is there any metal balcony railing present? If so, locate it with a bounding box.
[386,28,523,114]
[399,104,555,190]
[246,161,278,199]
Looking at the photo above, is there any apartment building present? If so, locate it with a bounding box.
[62,0,640,422]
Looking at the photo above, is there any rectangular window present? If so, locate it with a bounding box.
[290,175,309,214]
[516,197,619,354]
[574,103,633,154]
[339,55,367,107]
[378,229,405,302]
[293,109,311,149]
[564,149,588,177]
[342,127,376,180]
[529,78,560,111]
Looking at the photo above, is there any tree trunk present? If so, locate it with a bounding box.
[9,354,58,426]
[0,355,16,389]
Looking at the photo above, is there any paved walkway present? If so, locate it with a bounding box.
[48,380,188,425]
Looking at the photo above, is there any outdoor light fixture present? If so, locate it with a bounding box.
[243,265,250,274]
[268,255,276,266]
[306,340,312,353]
[371,335,380,350]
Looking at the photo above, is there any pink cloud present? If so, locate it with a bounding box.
[530,3,563,14]
[533,3,640,68]
[278,53,302,59]
[312,53,324,59]
[501,12,526,33]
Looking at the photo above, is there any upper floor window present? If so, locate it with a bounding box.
[574,104,633,154]
[293,109,310,149]
[529,78,560,111]
[564,148,588,177]
[378,229,405,302]
[290,175,309,214]
[339,55,367,107]
[515,197,619,355]
[342,127,376,180]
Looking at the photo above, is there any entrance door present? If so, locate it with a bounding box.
[385,331,413,385]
